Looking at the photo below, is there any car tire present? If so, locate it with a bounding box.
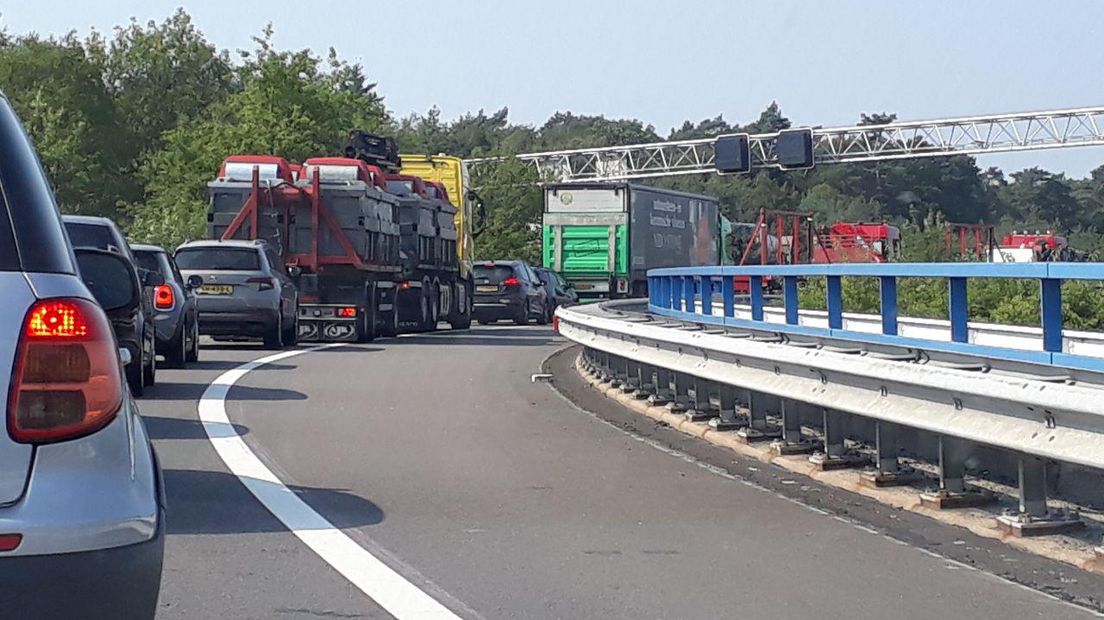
[127,354,145,397]
[164,326,187,369]
[536,301,550,325]
[185,318,200,363]
[143,350,156,387]
[263,314,284,350]
[514,302,530,326]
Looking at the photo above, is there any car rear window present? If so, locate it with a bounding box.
[133,250,162,275]
[175,248,260,271]
[473,264,516,283]
[64,222,117,251]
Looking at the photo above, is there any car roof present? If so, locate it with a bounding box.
[130,244,166,253]
[176,239,265,251]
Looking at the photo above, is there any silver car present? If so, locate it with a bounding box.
[0,91,163,617]
[175,239,299,348]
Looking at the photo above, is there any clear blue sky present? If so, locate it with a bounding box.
[3,0,1103,177]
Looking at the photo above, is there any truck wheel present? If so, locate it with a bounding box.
[514,302,530,326]
[282,314,299,347]
[448,284,472,330]
[425,284,439,332]
[359,287,377,343]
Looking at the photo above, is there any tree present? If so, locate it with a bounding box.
[128,29,389,247]
[0,35,138,216]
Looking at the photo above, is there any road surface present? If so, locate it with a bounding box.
[141,325,1103,619]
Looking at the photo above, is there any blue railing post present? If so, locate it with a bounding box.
[948,277,968,343]
[879,276,898,336]
[721,275,735,317]
[683,276,696,313]
[668,275,678,310]
[1040,278,1063,353]
[783,276,799,325]
[826,275,843,330]
[749,276,764,321]
[702,276,713,316]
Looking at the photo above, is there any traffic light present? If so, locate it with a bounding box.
[714,134,751,174]
[776,128,815,169]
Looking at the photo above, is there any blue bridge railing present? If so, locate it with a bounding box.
[647,263,1104,373]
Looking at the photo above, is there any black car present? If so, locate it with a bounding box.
[132,244,201,368]
[533,267,578,314]
[473,260,550,326]
[62,215,160,396]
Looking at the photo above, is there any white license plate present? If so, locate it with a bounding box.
[476,285,498,292]
[198,285,233,295]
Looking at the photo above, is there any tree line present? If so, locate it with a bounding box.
[2,8,1103,266]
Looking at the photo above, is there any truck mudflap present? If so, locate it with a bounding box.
[298,318,358,342]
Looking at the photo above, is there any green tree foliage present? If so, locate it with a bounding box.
[128,29,388,247]
[0,35,138,216]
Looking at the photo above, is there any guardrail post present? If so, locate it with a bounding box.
[879,276,898,336]
[649,367,673,406]
[702,277,714,316]
[721,275,735,318]
[860,422,919,488]
[749,276,764,321]
[683,277,696,313]
[736,390,780,443]
[1040,278,1063,353]
[783,276,799,325]
[810,408,868,471]
[948,277,969,343]
[920,437,994,509]
[630,363,651,399]
[826,275,843,330]
[997,455,1084,537]
[686,376,717,422]
[667,371,690,412]
[709,384,744,431]
[666,276,677,311]
[770,399,814,455]
[620,359,641,394]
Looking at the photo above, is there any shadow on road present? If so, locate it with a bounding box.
[144,415,249,440]
[146,384,308,402]
[164,469,384,535]
[183,359,299,372]
[397,325,560,347]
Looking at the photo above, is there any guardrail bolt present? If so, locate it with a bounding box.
[809,408,868,471]
[860,422,920,488]
[685,377,718,422]
[995,456,1085,537]
[666,371,690,413]
[709,384,745,431]
[770,399,815,455]
[920,437,995,509]
[735,390,781,444]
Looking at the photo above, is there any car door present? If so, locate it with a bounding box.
[524,264,545,314]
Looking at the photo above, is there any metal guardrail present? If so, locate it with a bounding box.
[555,265,1104,534]
[647,263,1104,373]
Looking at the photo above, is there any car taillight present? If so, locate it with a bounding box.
[247,276,274,291]
[8,298,123,444]
[502,276,520,287]
[337,307,357,318]
[154,284,174,310]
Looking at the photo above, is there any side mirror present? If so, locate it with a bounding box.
[142,270,165,287]
[186,275,203,290]
[74,248,141,312]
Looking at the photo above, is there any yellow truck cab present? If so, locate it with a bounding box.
[399,154,475,282]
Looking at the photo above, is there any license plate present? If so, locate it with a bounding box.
[574,283,593,291]
[476,285,498,292]
[198,284,233,295]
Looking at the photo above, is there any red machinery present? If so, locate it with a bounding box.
[815,222,900,264]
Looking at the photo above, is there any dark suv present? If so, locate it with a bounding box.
[0,89,163,618]
[472,260,549,326]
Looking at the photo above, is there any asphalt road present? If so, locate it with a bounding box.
[141,325,1103,619]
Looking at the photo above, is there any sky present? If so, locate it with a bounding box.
[2,0,1103,177]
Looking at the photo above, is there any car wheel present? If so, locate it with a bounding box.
[164,325,187,369]
[185,318,200,363]
[536,301,550,325]
[514,302,530,326]
[263,314,284,350]
[127,354,145,397]
[143,349,156,386]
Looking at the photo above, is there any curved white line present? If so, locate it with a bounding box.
[197,344,461,619]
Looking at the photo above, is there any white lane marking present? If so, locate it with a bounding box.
[198,345,462,619]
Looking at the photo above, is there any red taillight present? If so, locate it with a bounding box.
[337,307,357,318]
[0,534,22,552]
[8,298,123,444]
[246,276,274,291]
[502,276,520,287]
[154,285,174,310]
[400,281,411,290]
